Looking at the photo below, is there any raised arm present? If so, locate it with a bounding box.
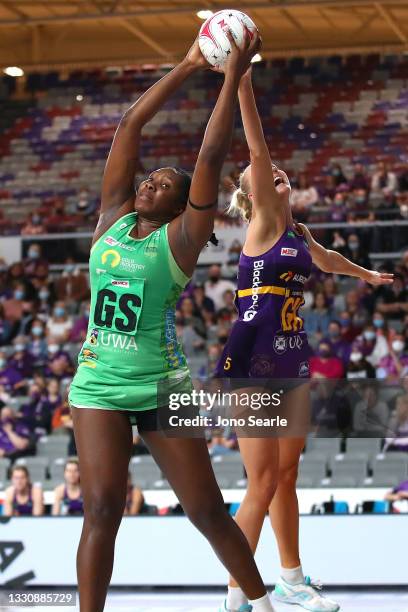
[100,43,206,219]
[298,223,394,286]
[237,68,285,217]
[169,30,261,275]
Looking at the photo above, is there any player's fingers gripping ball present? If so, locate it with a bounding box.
[199,9,258,71]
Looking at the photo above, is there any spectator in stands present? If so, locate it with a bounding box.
[208,430,238,456]
[290,173,319,222]
[330,163,348,187]
[339,310,360,343]
[46,301,73,342]
[204,264,235,310]
[357,322,389,368]
[353,384,389,436]
[3,465,44,516]
[124,473,145,516]
[320,174,338,205]
[310,340,344,379]
[371,161,398,197]
[52,458,84,516]
[0,351,24,393]
[303,292,332,341]
[346,348,375,380]
[3,282,30,327]
[217,289,236,321]
[329,192,348,223]
[55,257,89,311]
[322,276,344,311]
[227,239,243,266]
[45,343,74,381]
[27,318,48,367]
[18,380,53,437]
[347,189,374,225]
[192,282,215,314]
[21,213,46,236]
[218,175,235,211]
[326,321,351,366]
[345,233,371,269]
[45,198,71,230]
[385,394,408,453]
[0,304,12,346]
[385,478,408,512]
[0,406,33,458]
[178,297,206,339]
[349,163,370,192]
[376,273,408,321]
[51,396,76,456]
[377,334,408,382]
[8,336,33,378]
[69,302,90,343]
[23,243,49,281]
[36,284,53,316]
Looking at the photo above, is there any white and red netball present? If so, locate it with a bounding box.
[199,9,258,71]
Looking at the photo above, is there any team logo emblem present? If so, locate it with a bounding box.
[243,310,257,322]
[101,249,121,268]
[280,271,294,282]
[298,361,310,377]
[281,247,298,257]
[89,328,99,346]
[273,335,288,354]
[82,348,98,360]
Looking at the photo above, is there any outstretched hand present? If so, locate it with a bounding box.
[364,270,394,285]
[184,38,210,71]
[224,27,261,79]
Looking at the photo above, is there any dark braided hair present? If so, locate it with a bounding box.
[172,167,218,247]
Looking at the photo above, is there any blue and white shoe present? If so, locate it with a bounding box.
[272,576,340,611]
[218,600,253,612]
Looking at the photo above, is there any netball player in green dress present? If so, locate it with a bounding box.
[69,33,275,612]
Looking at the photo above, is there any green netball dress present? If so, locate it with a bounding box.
[69,212,193,414]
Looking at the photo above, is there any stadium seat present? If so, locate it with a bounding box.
[211,457,245,488]
[0,458,10,483]
[346,438,383,456]
[306,438,342,455]
[15,457,49,482]
[364,474,401,488]
[129,456,162,488]
[296,474,316,488]
[37,436,70,460]
[49,458,66,481]
[371,454,408,481]
[330,458,368,481]
[298,457,327,481]
[322,475,359,488]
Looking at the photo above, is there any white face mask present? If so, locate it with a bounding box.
[392,340,404,353]
[350,352,362,363]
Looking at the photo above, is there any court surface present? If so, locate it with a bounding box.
[4,591,408,611]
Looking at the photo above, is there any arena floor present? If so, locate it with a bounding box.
[5,590,408,611]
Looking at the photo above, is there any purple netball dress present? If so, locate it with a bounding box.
[13,488,33,516]
[61,487,84,515]
[215,226,313,385]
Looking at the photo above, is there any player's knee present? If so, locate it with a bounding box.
[84,491,124,528]
[186,498,228,536]
[278,462,299,488]
[247,473,278,508]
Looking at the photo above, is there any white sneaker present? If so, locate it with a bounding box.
[272,576,340,611]
[218,601,253,612]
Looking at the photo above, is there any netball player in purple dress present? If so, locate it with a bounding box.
[215,67,393,612]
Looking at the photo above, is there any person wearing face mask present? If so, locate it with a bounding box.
[346,348,375,380]
[377,335,408,383]
[358,323,389,367]
[23,243,49,280]
[55,256,89,309]
[8,336,33,379]
[345,233,370,268]
[0,352,24,394]
[349,163,369,192]
[21,212,45,236]
[17,382,53,437]
[27,319,48,368]
[192,283,215,314]
[46,301,73,342]
[329,193,347,223]
[3,282,27,325]
[204,264,236,311]
[338,310,360,343]
[45,343,74,381]
[324,321,352,366]
[330,163,347,187]
[310,341,344,379]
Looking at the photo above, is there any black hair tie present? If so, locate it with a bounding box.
[188,198,218,210]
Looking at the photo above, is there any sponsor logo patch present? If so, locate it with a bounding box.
[299,361,310,377]
[281,247,298,257]
[280,271,307,284]
[104,236,117,246]
[82,348,98,360]
[273,335,288,354]
[111,279,130,288]
[243,310,257,322]
[101,249,121,268]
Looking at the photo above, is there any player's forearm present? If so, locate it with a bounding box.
[198,73,240,166]
[238,76,269,158]
[119,60,198,132]
[324,250,371,280]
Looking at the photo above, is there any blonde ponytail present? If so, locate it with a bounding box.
[227,169,252,222]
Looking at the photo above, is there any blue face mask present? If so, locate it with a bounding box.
[28,249,40,259]
[32,326,43,336]
[39,290,49,301]
[333,169,341,176]
[65,264,75,274]
[14,290,24,300]
[341,318,351,327]
[14,344,25,353]
[364,330,376,342]
[0,358,6,369]
[373,319,384,328]
[54,307,65,317]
